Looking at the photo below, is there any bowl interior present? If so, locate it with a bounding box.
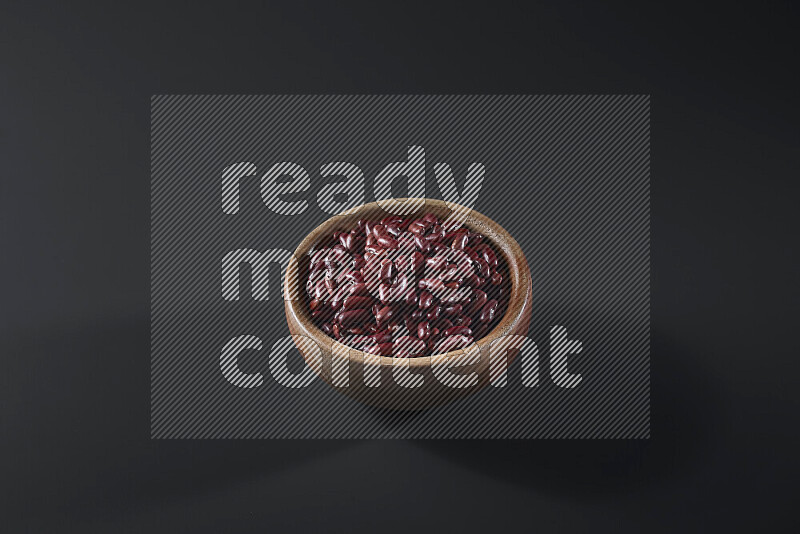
[285,198,531,367]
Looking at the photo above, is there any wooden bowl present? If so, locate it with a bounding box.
[284,198,532,410]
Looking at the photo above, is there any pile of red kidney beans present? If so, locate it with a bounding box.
[305,213,509,357]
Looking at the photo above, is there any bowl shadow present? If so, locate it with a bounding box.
[411,325,722,499]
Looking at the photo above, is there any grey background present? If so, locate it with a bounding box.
[151,95,649,438]
[2,0,798,532]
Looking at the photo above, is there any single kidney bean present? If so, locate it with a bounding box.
[377,236,399,249]
[453,314,472,327]
[476,244,498,268]
[408,220,427,235]
[479,299,499,323]
[426,305,442,321]
[414,235,431,253]
[375,305,394,324]
[418,290,434,309]
[443,304,462,316]
[475,257,491,279]
[339,232,354,251]
[373,329,392,344]
[444,325,473,337]
[342,295,373,310]
[452,233,469,251]
[395,336,426,355]
[468,289,488,315]
[380,260,396,282]
[337,309,370,328]
[349,282,369,296]
[437,318,454,331]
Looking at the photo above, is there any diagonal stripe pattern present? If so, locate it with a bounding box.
[151,95,650,439]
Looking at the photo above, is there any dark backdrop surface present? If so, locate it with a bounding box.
[1,1,798,532]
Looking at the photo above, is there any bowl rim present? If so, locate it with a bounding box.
[284,198,532,369]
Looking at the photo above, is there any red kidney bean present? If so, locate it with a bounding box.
[349,282,369,296]
[425,255,447,271]
[324,276,336,294]
[440,264,459,281]
[394,273,409,293]
[337,309,370,328]
[426,305,442,321]
[342,295,373,310]
[310,260,326,274]
[476,244,498,268]
[339,232,354,251]
[377,236,399,249]
[473,324,488,340]
[312,308,334,322]
[373,329,392,344]
[452,233,469,251]
[380,260,396,282]
[416,321,431,340]
[345,335,373,349]
[468,289,488,315]
[479,299,499,323]
[444,325,472,337]
[418,278,444,291]
[408,220,427,235]
[443,228,467,241]
[443,304,462,316]
[413,251,424,271]
[453,314,472,327]
[385,223,402,237]
[418,290,434,309]
[378,283,391,303]
[306,214,509,356]
[432,334,473,354]
[382,215,404,226]
[414,235,431,253]
[375,305,394,324]
[475,257,491,279]
[437,318,454,331]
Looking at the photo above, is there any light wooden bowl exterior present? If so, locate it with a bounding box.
[284,198,532,410]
